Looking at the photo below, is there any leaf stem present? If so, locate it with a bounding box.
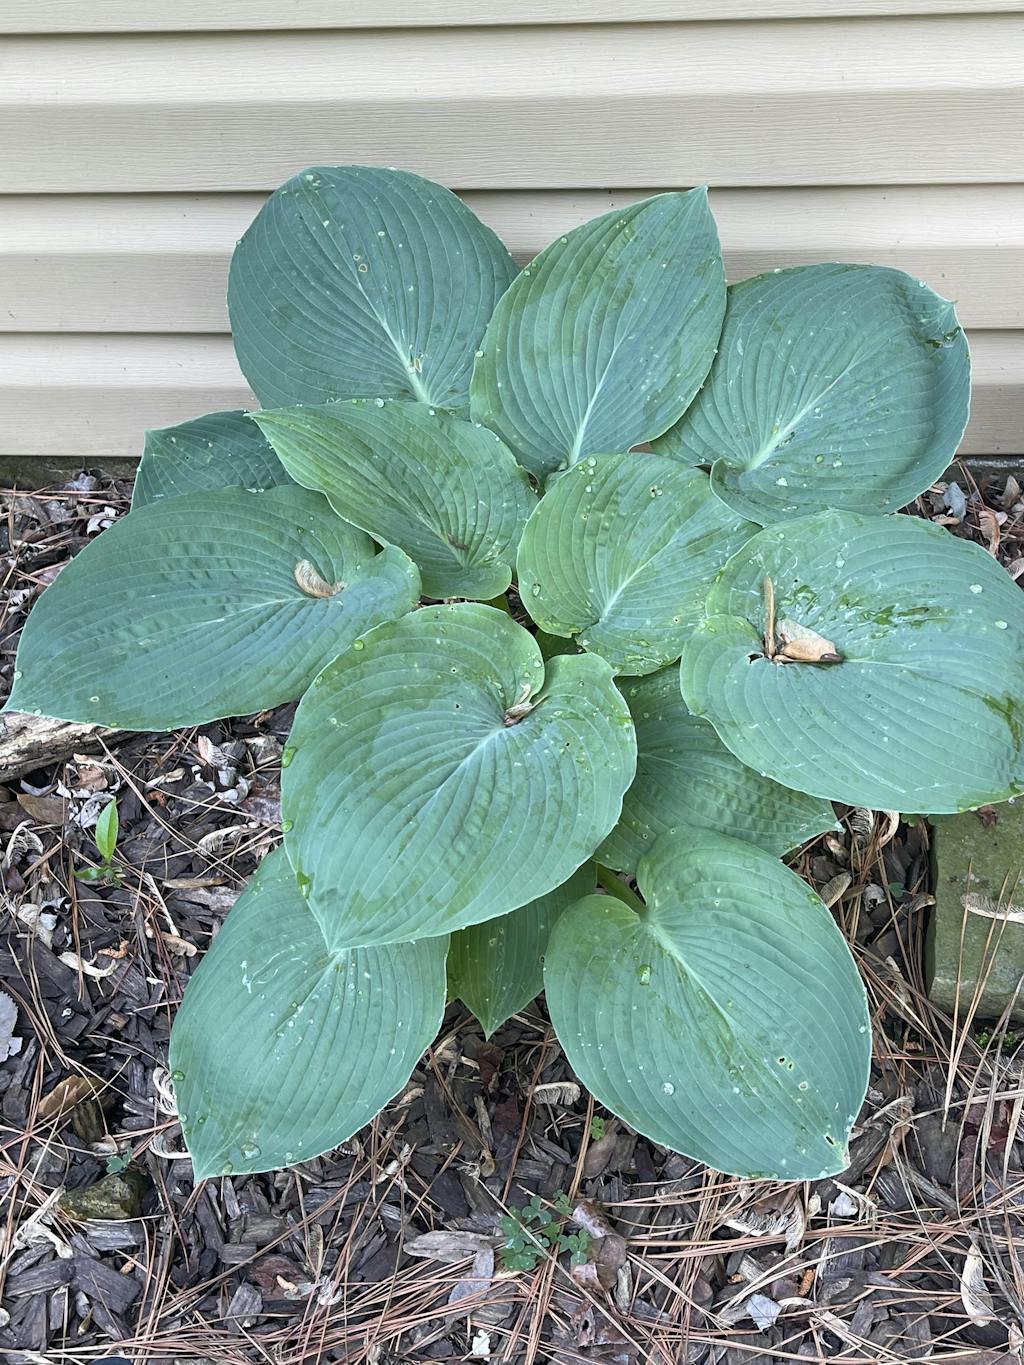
[763,575,777,659]
[595,865,645,915]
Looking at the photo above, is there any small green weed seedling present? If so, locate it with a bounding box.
[74,798,121,886]
[8,166,1023,1182]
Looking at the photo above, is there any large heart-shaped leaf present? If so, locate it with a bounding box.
[680,510,1024,813]
[133,409,292,510]
[6,487,419,730]
[653,265,970,524]
[448,862,595,1038]
[229,165,517,411]
[517,452,754,675]
[470,189,725,482]
[255,400,536,600]
[282,604,636,948]
[598,668,837,875]
[170,849,448,1180]
[544,832,871,1179]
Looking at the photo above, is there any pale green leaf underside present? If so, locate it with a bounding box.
[470,189,725,481]
[282,604,636,949]
[653,264,970,524]
[517,452,754,675]
[255,400,536,599]
[448,862,596,1038]
[599,667,837,874]
[228,165,517,411]
[6,487,420,730]
[170,849,448,1179]
[545,833,871,1179]
[132,409,292,510]
[680,510,1024,812]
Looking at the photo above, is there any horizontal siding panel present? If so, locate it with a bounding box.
[1,332,1018,459]
[2,19,1022,191]
[970,331,1024,455]
[2,186,1021,331]
[0,336,256,460]
[4,1,1022,30]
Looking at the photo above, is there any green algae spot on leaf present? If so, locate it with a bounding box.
[255,399,536,600]
[517,452,754,675]
[281,604,637,949]
[471,189,725,481]
[680,510,1024,812]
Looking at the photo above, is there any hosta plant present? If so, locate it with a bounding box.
[9,166,1024,1183]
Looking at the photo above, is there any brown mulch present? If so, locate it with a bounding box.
[1,464,1023,1364]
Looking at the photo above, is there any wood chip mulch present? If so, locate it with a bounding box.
[1,463,1023,1364]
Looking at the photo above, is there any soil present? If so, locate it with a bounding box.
[1,464,1023,1364]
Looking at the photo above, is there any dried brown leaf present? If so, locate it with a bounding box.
[196,822,259,855]
[724,1186,809,1253]
[15,792,66,825]
[978,506,1002,556]
[1000,475,1022,510]
[961,1241,996,1327]
[776,619,843,664]
[293,559,344,598]
[819,872,852,908]
[533,1080,581,1106]
[572,1198,617,1240]
[583,1123,620,1179]
[38,1074,98,1123]
[571,1231,627,1293]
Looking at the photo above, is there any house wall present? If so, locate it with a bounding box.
[0,3,1022,463]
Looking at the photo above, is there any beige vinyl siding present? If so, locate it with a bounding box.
[3,332,1019,461]
[0,9,1022,464]
[5,22,1023,190]
[4,187,1023,333]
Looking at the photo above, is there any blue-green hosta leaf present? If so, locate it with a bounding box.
[544,832,871,1179]
[653,264,970,524]
[229,165,517,411]
[680,510,1024,813]
[448,862,595,1038]
[132,410,292,510]
[517,453,754,675]
[170,849,448,1179]
[598,668,837,874]
[6,487,420,730]
[255,400,536,600]
[282,604,636,948]
[470,189,725,482]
